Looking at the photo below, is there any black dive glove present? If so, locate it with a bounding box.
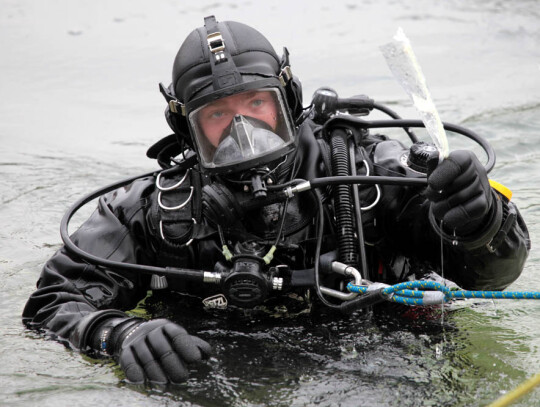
[92,318,212,384]
[426,150,494,235]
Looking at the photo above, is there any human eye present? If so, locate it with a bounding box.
[206,109,226,120]
[250,99,264,108]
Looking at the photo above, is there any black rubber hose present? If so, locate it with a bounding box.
[312,188,342,310]
[330,128,358,266]
[309,175,427,188]
[319,116,495,173]
[60,171,208,281]
[372,102,418,143]
[349,140,369,280]
[361,119,496,173]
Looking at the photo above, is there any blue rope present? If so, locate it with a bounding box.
[346,281,540,306]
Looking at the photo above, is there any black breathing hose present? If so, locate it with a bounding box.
[372,102,418,143]
[311,188,343,311]
[59,171,209,281]
[348,140,370,280]
[330,128,358,266]
[364,119,496,172]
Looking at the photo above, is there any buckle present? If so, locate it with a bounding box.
[207,32,225,53]
[279,66,293,86]
[168,99,185,116]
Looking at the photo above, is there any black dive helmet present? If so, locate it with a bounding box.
[160,16,303,174]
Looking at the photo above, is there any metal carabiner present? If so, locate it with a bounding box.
[319,261,364,301]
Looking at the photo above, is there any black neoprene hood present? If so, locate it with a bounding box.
[172,20,282,104]
[161,16,303,174]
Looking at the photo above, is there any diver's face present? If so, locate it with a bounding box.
[198,90,278,147]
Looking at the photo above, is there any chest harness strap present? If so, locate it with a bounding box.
[148,165,208,284]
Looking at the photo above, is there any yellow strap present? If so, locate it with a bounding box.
[489,180,513,201]
[487,373,540,407]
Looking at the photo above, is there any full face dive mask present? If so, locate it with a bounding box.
[163,15,301,175]
[188,87,295,173]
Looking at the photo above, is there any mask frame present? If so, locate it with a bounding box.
[186,78,297,174]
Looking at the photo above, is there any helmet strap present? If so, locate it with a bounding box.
[204,15,243,90]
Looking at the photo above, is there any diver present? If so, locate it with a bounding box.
[22,16,530,385]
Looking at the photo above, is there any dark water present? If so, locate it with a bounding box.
[1,0,540,406]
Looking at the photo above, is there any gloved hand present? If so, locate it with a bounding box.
[103,318,212,384]
[426,150,494,235]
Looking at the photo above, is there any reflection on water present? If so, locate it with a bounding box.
[2,0,540,406]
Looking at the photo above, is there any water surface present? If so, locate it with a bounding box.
[1,1,539,406]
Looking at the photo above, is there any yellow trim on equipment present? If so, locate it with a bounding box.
[489,180,513,201]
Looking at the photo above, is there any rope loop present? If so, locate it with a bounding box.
[347,280,540,307]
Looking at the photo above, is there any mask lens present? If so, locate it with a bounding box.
[188,88,294,170]
[213,115,286,165]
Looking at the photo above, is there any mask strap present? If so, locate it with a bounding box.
[204,15,242,90]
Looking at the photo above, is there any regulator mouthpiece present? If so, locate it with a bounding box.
[213,115,285,165]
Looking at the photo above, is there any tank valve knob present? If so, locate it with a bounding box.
[407,142,439,173]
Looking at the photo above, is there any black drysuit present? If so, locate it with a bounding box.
[22,120,530,348]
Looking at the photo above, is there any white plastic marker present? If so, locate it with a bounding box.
[380,27,449,158]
